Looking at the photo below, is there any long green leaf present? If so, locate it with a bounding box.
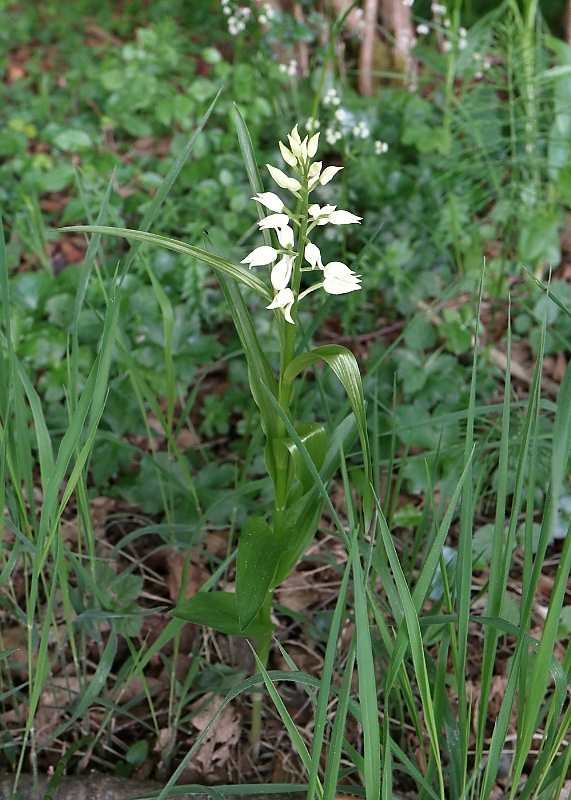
[60,225,272,300]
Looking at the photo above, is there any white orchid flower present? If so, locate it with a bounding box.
[304,242,323,269]
[267,164,302,192]
[276,225,294,249]
[271,255,294,290]
[308,204,362,226]
[267,287,295,324]
[308,203,337,226]
[253,192,285,213]
[241,245,277,268]
[258,213,290,230]
[322,262,361,294]
[328,209,362,224]
[319,165,343,185]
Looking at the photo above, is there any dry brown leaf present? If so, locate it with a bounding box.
[187,695,240,779]
[275,569,321,614]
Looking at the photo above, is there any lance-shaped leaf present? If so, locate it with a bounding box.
[59,226,273,302]
[236,517,285,631]
[282,345,371,494]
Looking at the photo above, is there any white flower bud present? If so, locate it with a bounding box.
[307,132,320,157]
[277,225,294,248]
[319,165,343,185]
[279,140,298,167]
[271,255,294,290]
[304,242,323,269]
[267,164,302,192]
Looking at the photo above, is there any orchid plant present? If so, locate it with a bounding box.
[64,108,371,744]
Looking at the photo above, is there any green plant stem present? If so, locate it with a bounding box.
[250,590,273,758]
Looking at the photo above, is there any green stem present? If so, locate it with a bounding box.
[250,590,273,758]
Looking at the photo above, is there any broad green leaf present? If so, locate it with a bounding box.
[171,591,274,637]
[236,517,285,631]
[59,226,273,301]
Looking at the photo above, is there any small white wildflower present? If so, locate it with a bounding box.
[267,288,295,324]
[459,26,467,37]
[352,121,370,139]
[374,140,389,154]
[416,23,430,35]
[241,245,278,268]
[443,17,450,27]
[287,59,298,77]
[325,127,341,145]
[431,2,446,13]
[322,262,361,295]
[279,63,288,74]
[334,108,347,122]
[442,39,452,53]
[323,88,340,107]
[271,255,294,290]
[258,13,267,24]
[458,37,467,50]
[305,117,320,132]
